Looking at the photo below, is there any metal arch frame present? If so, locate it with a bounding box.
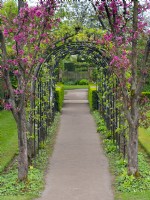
[45,42,108,67]
[32,41,126,159]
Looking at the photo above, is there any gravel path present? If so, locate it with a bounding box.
[36,89,114,200]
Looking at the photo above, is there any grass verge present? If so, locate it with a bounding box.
[0,111,17,173]
[64,85,88,90]
[115,191,150,200]
[0,112,60,200]
[139,127,150,156]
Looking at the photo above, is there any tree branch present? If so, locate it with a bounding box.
[91,1,106,30]
[0,30,18,121]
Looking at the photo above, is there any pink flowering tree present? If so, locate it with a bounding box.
[0,0,60,180]
[94,0,150,175]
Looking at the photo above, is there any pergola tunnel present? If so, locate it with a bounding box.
[31,42,127,159]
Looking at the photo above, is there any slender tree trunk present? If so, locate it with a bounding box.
[128,124,138,175]
[125,93,139,175]
[17,107,28,181]
[27,96,35,163]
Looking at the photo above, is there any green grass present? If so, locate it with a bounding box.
[64,85,88,90]
[115,191,150,200]
[139,127,150,156]
[0,111,17,173]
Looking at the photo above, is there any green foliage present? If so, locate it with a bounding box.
[55,83,64,112]
[139,127,150,157]
[93,111,150,197]
[0,0,17,20]
[116,152,150,192]
[64,62,75,72]
[0,166,44,196]
[88,84,98,111]
[78,79,89,85]
[0,111,17,173]
[0,113,60,198]
[63,80,77,85]
[141,92,150,99]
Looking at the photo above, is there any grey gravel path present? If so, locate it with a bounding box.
[36,89,114,200]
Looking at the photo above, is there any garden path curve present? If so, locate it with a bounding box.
[36,89,114,200]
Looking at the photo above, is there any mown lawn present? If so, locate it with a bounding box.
[64,85,88,90]
[139,127,150,156]
[0,110,17,173]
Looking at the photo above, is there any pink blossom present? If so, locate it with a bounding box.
[35,46,40,51]
[13,60,18,66]
[4,103,13,110]
[13,70,20,76]
[19,50,24,55]
[33,30,38,35]
[33,76,37,81]
[35,10,42,17]
[3,29,9,37]
[39,58,44,63]
[98,2,105,12]
[14,89,24,95]
[21,58,28,63]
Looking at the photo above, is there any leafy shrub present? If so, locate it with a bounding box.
[141,92,150,99]
[55,83,64,112]
[88,84,98,111]
[78,79,89,85]
[63,80,77,85]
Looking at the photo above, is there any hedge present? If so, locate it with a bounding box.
[141,92,150,99]
[88,84,98,111]
[55,83,64,112]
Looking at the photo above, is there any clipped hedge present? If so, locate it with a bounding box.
[55,83,64,112]
[88,84,98,111]
[141,92,150,99]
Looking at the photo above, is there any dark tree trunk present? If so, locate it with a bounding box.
[128,124,138,175]
[27,120,35,164]
[17,107,28,181]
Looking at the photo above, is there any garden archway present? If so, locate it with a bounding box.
[31,41,125,158]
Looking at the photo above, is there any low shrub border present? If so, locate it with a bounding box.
[141,92,150,99]
[93,111,150,200]
[55,83,64,112]
[88,83,98,111]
